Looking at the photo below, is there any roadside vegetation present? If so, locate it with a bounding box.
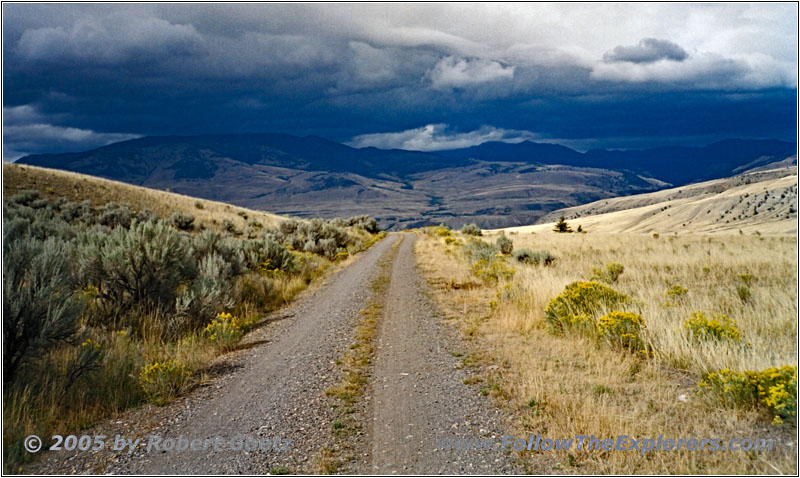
[2,187,384,471]
[415,224,796,474]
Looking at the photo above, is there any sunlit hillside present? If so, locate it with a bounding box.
[3,163,287,232]
[497,167,797,235]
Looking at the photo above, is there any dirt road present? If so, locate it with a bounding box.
[27,233,518,474]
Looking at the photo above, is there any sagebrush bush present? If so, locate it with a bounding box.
[683,311,742,343]
[75,219,196,321]
[513,248,555,266]
[96,202,134,229]
[544,281,631,335]
[170,211,195,231]
[460,223,482,236]
[496,234,514,255]
[698,366,797,424]
[3,235,83,383]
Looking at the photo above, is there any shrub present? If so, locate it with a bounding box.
[240,237,296,273]
[345,215,381,234]
[513,249,555,266]
[589,262,625,283]
[737,285,752,303]
[698,366,797,424]
[544,281,631,335]
[96,202,134,229]
[496,234,514,255]
[444,236,457,245]
[222,219,241,235]
[683,311,742,342]
[471,257,515,284]
[204,312,244,352]
[170,211,195,231]
[194,201,204,209]
[3,236,83,383]
[666,285,688,298]
[462,239,497,263]
[138,360,192,405]
[596,311,646,353]
[460,223,482,236]
[75,219,195,319]
[428,225,451,237]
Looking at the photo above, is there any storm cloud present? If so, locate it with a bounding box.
[603,38,688,64]
[2,3,797,160]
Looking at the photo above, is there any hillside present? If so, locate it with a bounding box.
[15,134,795,230]
[3,163,287,233]
[498,166,798,234]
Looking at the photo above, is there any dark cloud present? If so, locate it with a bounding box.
[2,4,796,160]
[603,38,689,64]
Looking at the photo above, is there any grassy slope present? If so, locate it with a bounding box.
[3,163,287,231]
[416,229,797,474]
[496,167,797,235]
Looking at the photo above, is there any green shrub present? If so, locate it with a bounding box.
[544,281,631,335]
[596,311,646,353]
[170,211,195,231]
[496,234,514,255]
[683,311,742,342]
[513,249,555,266]
[462,239,497,263]
[737,284,752,303]
[204,312,244,352]
[666,284,688,298]
[460,223,482,236]
[589,262,625,283]
[75,219,195,320]
[138,360,192,405]
[698,366,796,424]
[471,257,515,284]
[222,219,241,235]
[3,236,83,383]
[96,202,134,229]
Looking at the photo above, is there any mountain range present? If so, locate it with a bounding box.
[16,134,796,229]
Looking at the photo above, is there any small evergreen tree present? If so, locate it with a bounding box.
[553,216,573,233]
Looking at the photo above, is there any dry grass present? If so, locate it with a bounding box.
[499,168,797,235]
[414,229,797,474]
[3,163,287,232]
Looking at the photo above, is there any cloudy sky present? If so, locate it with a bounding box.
[3,3,797,160]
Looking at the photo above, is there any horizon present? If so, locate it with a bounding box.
[9,130,798,162]
[3,3,798,161]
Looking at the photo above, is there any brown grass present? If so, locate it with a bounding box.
[414,229,797,474]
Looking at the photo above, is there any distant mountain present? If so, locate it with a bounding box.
[15,133,796,229]
[441,138,796,185]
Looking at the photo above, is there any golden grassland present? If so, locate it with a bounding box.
[3,163,286,231]
[499,168,797,235]
[414,228,797,474]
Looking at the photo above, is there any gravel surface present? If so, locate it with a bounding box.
[364,234,521,474]
[26,233,520,475]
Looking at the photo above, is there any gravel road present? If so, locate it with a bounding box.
[26,232,519,474]
[364,234,520,474]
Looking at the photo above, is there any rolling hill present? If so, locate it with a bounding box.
[497,166,798,235]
